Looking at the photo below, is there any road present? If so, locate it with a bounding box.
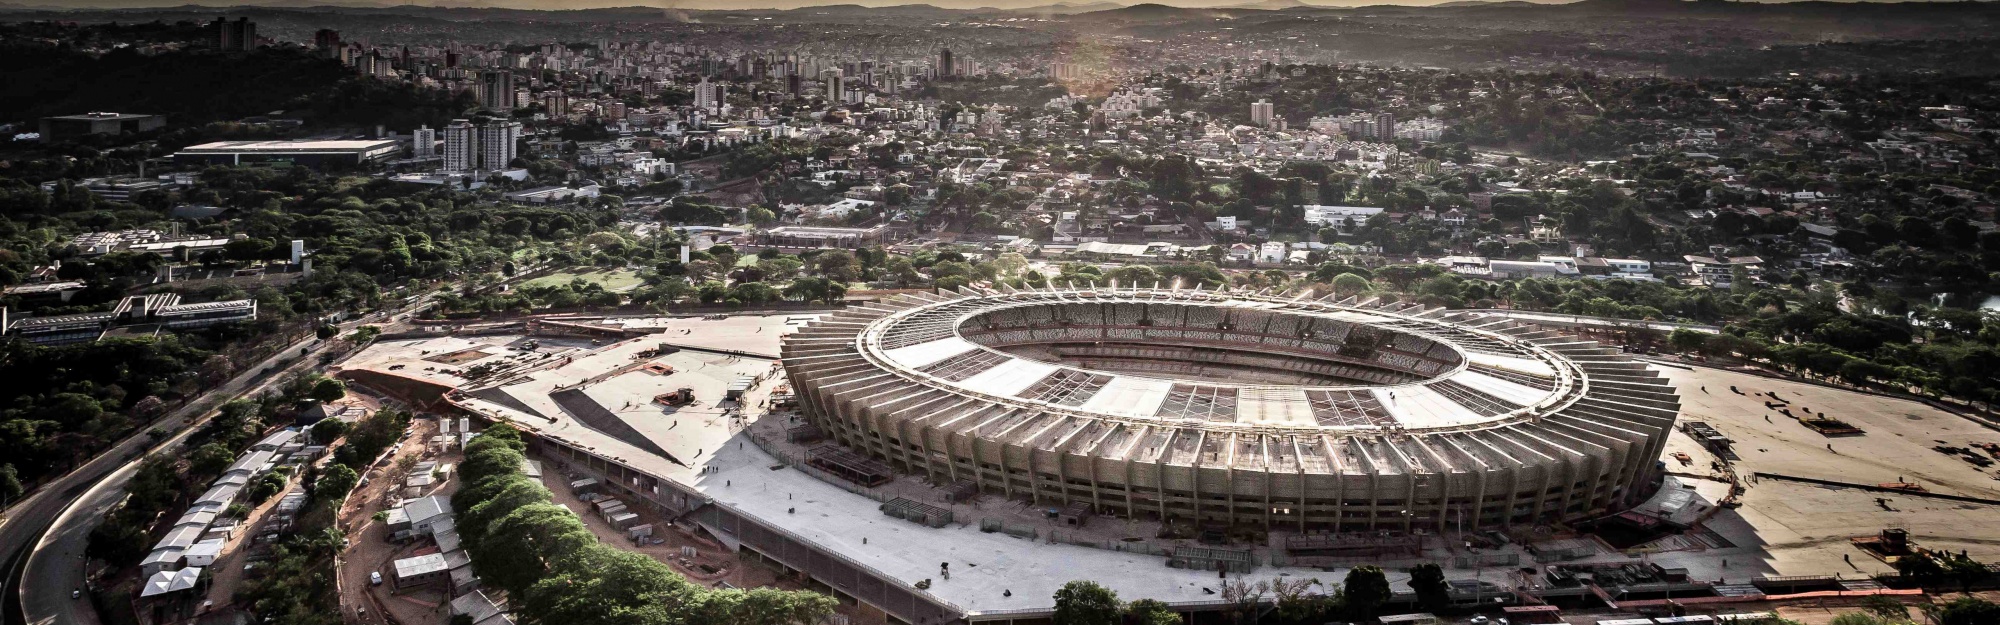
[1457,309,1722,334]
[6,279,482,625]
[4,312,385,625]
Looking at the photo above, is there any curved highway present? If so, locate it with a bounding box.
[2,311,401,625]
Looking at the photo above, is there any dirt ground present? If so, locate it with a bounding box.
[188,393,388,616]
[335,416,444,625]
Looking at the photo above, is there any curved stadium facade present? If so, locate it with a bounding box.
[781,286,1680,532]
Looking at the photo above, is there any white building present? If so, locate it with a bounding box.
[1394,117,1449,142]
[443,120,475,172]
[413,125,436,159]
[1250,99,1275,128]
[1301,205,1385,227]
[443,118,522,173]
[694,77,725,112]
[1256,241,1288,264]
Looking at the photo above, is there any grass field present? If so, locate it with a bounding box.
[521,267,646,293]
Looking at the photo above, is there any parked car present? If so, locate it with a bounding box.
[369,571,383,586]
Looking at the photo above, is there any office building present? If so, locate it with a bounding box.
[936,48,954,78]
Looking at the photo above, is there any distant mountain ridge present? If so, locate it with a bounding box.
[0,0,1987,14]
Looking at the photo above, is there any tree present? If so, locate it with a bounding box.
[1125,599,1182,625]
[1374,264,1443,291]
[316,464,360,502]
[0,464,21,503]
[812,249,860,283]
[1052,580,1122,625]
[1220,578,1265,624]
[522,543,702,625]
[1343,565,1391,619]
[728,282,778,304]
[460,446,529,489]
[85,517,151,565]
[461,476,555,546]
[993,252,1030,277]
[1669,328,1708,354]
[1268,577,1327,623]
[1927,596,2000,625]
[1408,563,1449,609]
[695,587,839,625]
[1331,273,1372,299]
[1942,552,1990,593]
[310,418,349,445]
[310,377,347,403]
[189,442,236,477]
[131,395,166,421]
[200,354,235,386]
[245,471,287,504]
[477,502,599,597]
[1896,552,1946,586]
[1859,595,1909,621]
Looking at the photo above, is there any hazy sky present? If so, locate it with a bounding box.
[0,0,1593,11]
[1,0,1944,11]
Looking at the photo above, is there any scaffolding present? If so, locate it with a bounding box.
[1166,546,1256,573]
[881,497,953,528]
[805,445,894,487]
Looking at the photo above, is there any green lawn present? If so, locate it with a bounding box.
[521,267,646,293]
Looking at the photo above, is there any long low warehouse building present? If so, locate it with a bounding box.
[173,139,401,168]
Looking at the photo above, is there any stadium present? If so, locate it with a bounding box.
[782,285,1682,532]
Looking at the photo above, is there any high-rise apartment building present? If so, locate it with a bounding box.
[441,118,520,173]
[1250,99,1275,127]
[478,70,516,111]
[413,125,436,159]
[693,77,725,112]
[312,28,340,56]
[1375,112,1396,140]
[478,120,521,171]
[442,120,475,172]
[212,17,255,52]
[936,48,954,78]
